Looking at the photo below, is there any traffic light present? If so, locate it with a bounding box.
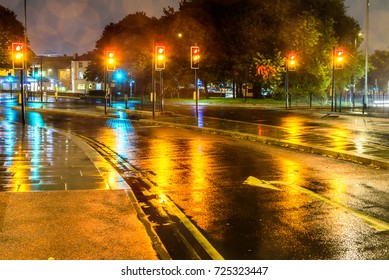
[191,46,200,69]
[106,50,115,71]
[288,53,297,71]
[155,46,165,71]
[335,49,344,69]
[114,69,125,82]
[12,43,24,69]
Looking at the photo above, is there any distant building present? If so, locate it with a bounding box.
[70,53,94,93]
[1,53,100,93]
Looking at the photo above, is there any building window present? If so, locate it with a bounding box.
[78,83,86,90]
[78,62,83,68]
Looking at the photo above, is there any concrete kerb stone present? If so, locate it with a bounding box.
[11,105,118,118]
[139,118,389,170]
[95,105,174,118]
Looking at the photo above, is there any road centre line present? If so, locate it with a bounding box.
[277,181,389,232]
[244,176,389,232]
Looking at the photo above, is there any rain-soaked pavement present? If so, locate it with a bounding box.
[1,94,389,260]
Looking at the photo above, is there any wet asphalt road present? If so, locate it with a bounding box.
[1,97,389,259]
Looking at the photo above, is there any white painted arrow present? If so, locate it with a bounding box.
[243,176,281,191]
[243,176,389,232]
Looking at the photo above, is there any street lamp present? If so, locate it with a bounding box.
[364,0,370,113]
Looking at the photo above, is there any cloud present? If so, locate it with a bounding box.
[1,0,179,54]
[345,0,389,52]
[10,0,389,54]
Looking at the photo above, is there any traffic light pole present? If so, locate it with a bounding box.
[152,49,155,119]
[160,71,164,113]
[331,47,335,112]
[195,69,198,118]
[285,65,289,109]
[104,65,107,115]
[40,57,43,102]
[20,69,25,125]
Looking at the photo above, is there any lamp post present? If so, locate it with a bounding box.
[364,0,370,113]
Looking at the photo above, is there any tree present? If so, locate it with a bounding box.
[84,0,363,102]
[253,52,285,98]
[0,5,28,70]
[369,50,389,94]
[85,12,159,95]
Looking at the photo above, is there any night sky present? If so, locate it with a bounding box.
[1,0,388,55]
[345,0,389,53]
[2,0,180,55]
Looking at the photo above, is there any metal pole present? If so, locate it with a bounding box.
[40,57,43,102]
[364,0,370,111]
[285,64,289,109]
[20,70,25,124]
[104,63,107,115]
[152,46,155,118]
[160,71,164,113]
[331,47,335,112]
[195,69,198,118]
[22,0,27,125]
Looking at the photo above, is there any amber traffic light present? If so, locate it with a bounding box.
[106,51,116,71]
[155,46,165,71]
[335,49,344,69]
[191,46,200,69]
[12,43,24,69]
[288,53,297,71]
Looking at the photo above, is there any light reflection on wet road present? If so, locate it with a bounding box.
[1,98,389,259]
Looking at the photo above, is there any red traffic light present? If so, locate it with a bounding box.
[191,46,200,69]
[12,43,24,69]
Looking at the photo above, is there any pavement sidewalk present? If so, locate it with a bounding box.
[0,119,161,260]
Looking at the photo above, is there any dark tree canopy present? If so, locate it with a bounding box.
[85,0,364,98]
[0,5,27,70]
